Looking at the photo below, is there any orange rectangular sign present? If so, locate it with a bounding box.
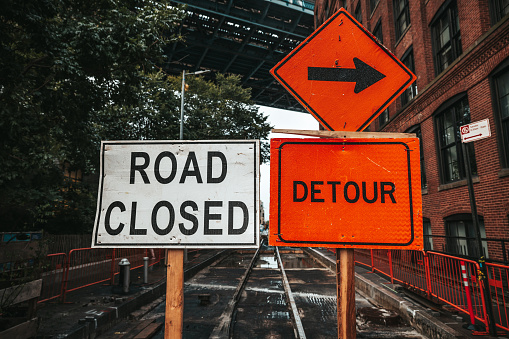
[269,138,423,249]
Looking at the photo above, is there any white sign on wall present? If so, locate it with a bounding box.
[460,119,491,143]
[92,140,260,248]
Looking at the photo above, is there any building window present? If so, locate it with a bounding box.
[431,1,462,75]
[434,95,476,183]
[401,48,417,106]
[406,125,427,189]
[423,218,433,251]
[373,19,383,44]
[370,0,380,14]
[378,108,389,127]
[393,0,410,40]
[355,2,362,24]
[492,63,509,168]
[490,0,509,24]
[445,214,488,258]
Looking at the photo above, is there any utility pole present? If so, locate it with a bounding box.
[460,118,496,335]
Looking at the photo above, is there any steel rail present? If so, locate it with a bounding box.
[209,245,262,339]
[275,247,307,339]
[209,240,308,339]
[169,0,311,39]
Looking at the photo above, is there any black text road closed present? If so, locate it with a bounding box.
[92,141,259,248]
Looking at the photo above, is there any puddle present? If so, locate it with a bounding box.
[216,255,250,267]
[256,255,279,269]
[266,310,290,320]
[281,254,316,268]
[357,307,401,326]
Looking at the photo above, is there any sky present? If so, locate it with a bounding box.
[257,105,319,221]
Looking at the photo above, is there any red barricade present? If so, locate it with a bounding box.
[391,250,427,294]
[61,248,114,302]
[353,249,372,269]
[371,249,392,280]
[39,253,67,303]
[39,247,164,303]
[354,249,492,331]
[486,262,509,331]
[426,252,488,329]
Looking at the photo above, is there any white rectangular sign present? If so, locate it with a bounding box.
[92,140,260,248]
[460,119,491,143]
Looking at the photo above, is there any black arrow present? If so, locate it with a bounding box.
[308,58,386,93]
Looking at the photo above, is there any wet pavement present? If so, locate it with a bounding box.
[35,247,509,338]
[36,249,225,338]
[99,248,431,338]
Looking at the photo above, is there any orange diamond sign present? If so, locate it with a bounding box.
[270,8,416,131]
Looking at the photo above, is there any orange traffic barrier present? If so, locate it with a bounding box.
[39,253,67,303]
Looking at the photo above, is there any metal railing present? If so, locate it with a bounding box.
[424,234,509,264]
[353,249,509,334]
[39,248,164,303]
[39,253,67,303]
[39,245,509,334]
[486,262,509,331]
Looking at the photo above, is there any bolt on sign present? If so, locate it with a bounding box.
[270,8,416,132]
[92,141,260,248]
[269,138,423,250]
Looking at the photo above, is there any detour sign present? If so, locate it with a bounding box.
[269,138,423,250]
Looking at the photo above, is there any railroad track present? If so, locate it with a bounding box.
[98,243,427,338]
[209,243,308,338]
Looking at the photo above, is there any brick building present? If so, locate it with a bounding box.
[315,0,509,262]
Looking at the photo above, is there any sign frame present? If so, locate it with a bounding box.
[92,140,260,249]
[269,137,423,250]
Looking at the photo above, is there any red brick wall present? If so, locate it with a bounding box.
[335,0,509,260]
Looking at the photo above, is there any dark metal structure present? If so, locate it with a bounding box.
[165,0,315,111]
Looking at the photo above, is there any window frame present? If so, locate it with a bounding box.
[400,47,417,106]
[423,218,433,251]
[490,58,509,168]
[489,0,509,25]
[372,19,383,44]
[444,214,488,258]
[355,2,362,24]
[378,108,389,127]
[430,0,462,76]
[393,0,410,40]
[433,94,476,184]
[406,124,427,189]
[370,0,380,14]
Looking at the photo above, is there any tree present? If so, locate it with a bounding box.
[93,71,272,161]
[0,1,272,233]
[170,73,272,163]
[0,0,185,232]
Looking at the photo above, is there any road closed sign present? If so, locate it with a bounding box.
[269,138,423,249]
[92,140,259,248]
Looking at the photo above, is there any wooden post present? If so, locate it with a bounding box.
[165,249,184,339]
[337,248,356,339]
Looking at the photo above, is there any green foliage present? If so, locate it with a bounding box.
[170,73,272,163]
[0,1,272,234]
[94,72,272,162]
[0,0,185,232]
